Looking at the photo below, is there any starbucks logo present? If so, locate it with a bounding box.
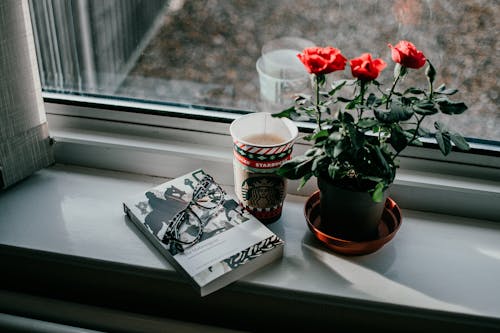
[241,176,284,208]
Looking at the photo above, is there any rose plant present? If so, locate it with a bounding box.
[274,41,470,202]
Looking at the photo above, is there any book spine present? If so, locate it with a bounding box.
[222,235,283,269]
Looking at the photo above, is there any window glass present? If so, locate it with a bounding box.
[30,0,498,142]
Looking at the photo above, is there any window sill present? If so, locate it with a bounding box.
[1,164,500,332]
[47,109,500,222]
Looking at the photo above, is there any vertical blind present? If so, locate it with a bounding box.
[29,0,168,94]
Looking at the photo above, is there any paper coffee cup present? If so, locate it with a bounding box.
[230,112,298,223]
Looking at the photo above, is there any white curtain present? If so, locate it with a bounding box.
[0,0,54,189]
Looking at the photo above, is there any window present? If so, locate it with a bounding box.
[1,2,498,331]
[30,0,498,145]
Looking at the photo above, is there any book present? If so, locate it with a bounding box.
[123,169,284,296]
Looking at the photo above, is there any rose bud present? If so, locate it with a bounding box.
[389,40,426,69]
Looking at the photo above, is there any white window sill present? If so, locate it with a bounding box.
[1,163,500,332]
[47,109,500,222]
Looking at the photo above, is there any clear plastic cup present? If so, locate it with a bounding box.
[256,57,310,105]
[256,37,314,111]
[260,36,314,78]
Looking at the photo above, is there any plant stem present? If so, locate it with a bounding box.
[315,75,322,131]
[393,115,425,160]
[358,80,366,119]
[386,67,403,109]
[428,76,434,101]
[426,59,436,101]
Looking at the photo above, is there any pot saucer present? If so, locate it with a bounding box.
[304,190,402,256]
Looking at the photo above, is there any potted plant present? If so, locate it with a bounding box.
[274,41,470,241]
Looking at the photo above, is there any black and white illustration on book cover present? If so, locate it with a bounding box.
[124,169,283,294]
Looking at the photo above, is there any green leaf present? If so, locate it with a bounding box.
[306,129,329,141]
[295,93,312,101]
[438,100,468,115]
[400,131,423,147]
[276,156,310,179]
[390,125,408,153]
[364,176,384,183]
[413,101,438,115]
[437,88,459,96]
[337,96,353,103]
[435,84,459,95]
[304,148,318,157]
[329,80,347,96]
[366,93,377,106]
[450,133,470,151]
[311,155,328,173]
[371,182,385,203]
[409,137,424,146]
[374,101,413,123]
[404,87,425,95]
[372,98,385,108]
[425,61,437,84]
[341,111,355,123]
[373,145,391,174]
[328,163,339,179]
[435,131,451,155]
[328,131,342,142]
[304,107,316,118]
[345,100,357,110]
[311,157,319,173]
[402,96,420,105]
[272,106,297,119]
[333,141,344,158]
[357,118,378,129]
[298,173,313,190]
[434,121,466,154]
[390,102,414,121]
[434,121,445,131]
[348,125,364,151]
[303,134,314,142]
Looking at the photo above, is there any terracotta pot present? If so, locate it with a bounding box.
[317,177,389,241]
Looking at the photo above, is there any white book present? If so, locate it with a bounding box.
[123,169,284,296]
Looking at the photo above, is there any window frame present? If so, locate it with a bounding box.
[44,92,500,159]
[45,92,500,222]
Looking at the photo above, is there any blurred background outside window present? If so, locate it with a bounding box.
[29,0,499,143]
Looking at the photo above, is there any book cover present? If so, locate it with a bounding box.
[123,169,284,296]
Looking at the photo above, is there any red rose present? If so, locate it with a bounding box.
[297,46,347,75]
[349,53,387,81]
[389,40,426,69]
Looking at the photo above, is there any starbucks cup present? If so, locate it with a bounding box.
[230,112,298,224]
